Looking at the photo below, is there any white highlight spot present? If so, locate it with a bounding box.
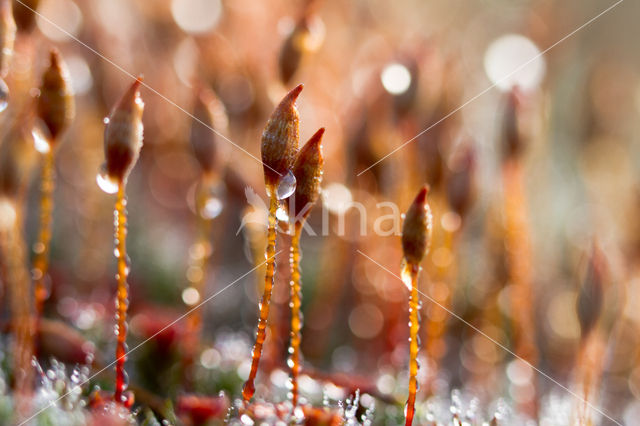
[37,0,83,42]
[182,287,200,306]
[484,34,546,92]
[171,0,222,34]
[381,63,411,95]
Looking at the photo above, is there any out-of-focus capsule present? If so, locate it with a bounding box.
[576,246,606,340]
[402,186,433,265]
[445,142,476,218]
[36,49,74,143]
[103,77,144,183]
[190,86,226,177]
[278,13,324,85]
[12,0,39,33]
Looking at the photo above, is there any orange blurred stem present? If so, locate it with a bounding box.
[114,183,130,404]
[404,261,421,426]
[185,184,213,349]
[33,149,55,319]
[288,223,303,407]
[243,191,278,402]
[1,210,34,419]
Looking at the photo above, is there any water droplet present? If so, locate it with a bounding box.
[103,117,110,125]
[96,165,119,194]
[200,196,223,219]
[32,126,51,154]
[0,78,8,113]
[276,170,297,200]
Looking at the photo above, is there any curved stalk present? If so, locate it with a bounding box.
[404,261,421,426]
[243,191,278,402]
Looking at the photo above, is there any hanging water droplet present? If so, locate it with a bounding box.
[276,170,297,200]
[96,164,119,194]
[32,126,51,154]
[200,196,224,219]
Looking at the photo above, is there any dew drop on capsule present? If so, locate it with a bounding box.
[96,164,119,194]
[276,170,297,200]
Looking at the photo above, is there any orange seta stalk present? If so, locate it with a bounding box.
[185,185,213,344]
[403,261,421,426]
[114,183,130,403]
[288,223,303,406]
[243,190,279,401]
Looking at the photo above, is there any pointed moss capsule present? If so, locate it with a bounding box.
[103,77,144,183]
[261,84,302,189]
[402,186,433,265]
[36,50,75,143]
[577,246,605,340]
[289,127,324,222]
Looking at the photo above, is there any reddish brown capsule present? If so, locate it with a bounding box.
[576,246,606,340]
[261,84,302,189]
[402,186,433,265]
[445,143,476,218]
[36,49,75,143]
[103,77,144,183]
[0,0,16,78]
[289,127,324,222]
[12,0,38,33]
[190,86,226,176]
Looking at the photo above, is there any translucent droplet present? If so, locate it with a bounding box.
[200,196,223,219]
[96,165,119,194]
[0,78,8,113]
[103,117,110,125]
[32,126,51,154]
[276,170,297,200]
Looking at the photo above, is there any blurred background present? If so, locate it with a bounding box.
[1,0,640,424]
